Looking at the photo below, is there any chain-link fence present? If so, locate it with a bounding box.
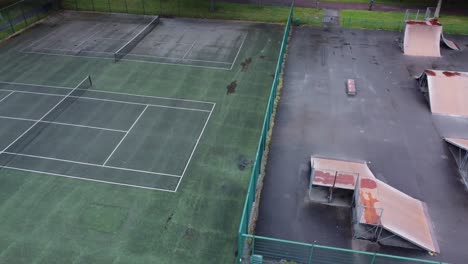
[0,0,59,40]
[61,0,297,23]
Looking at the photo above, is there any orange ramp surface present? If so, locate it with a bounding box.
[403,20,442,57]
[445,137,468,150]
[310,156,439,253]
[419,70,468,117]
[357,178,440,253]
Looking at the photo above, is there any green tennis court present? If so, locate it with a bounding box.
[0,9,283,264]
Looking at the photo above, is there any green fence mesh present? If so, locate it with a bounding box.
[0,0,58,41]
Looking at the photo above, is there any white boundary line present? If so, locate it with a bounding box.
[0,80,215,105]
[174,103,216,192]
[0,166,177,192]
[0,76,89,155]
[103,105,148,166]
[0,88,211,113]
[230,34,247,70]
[0,116,127,133]
[22,51,232,71]
[2,152,181,178]
[0,91,14,104]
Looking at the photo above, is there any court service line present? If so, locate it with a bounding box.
[2,152,181,178]
[0,80,215,105]
[0,165,176,192]
[182,41,196,59]
[0,91,14,104]
[229,34,247,71]
[128,50,232,65]
[103,105,148,166]
[0,116,127,133]
[174,103,216,192]
[22,51,232,71]
[0,88,211,112]
[0,76,90,155]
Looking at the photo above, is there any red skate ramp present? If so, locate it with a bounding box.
[417,70,468,117]
[356,178,440,253]
[404,20,442,57]
[445,137,468,150]
[310,156,374,190]
[310,156,439,253]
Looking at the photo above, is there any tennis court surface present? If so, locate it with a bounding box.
[0,77,214,191]
[0,8,283,264]
[22,11,246,69]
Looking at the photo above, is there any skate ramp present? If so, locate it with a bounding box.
[310,156,439,253]
[445,137,468,150]
[310,156,374,190]
[442,33,461,51]
[356,178,440,253]
[417,70,468,117]
[404,20,442,57]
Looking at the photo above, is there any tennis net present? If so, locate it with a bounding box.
[114,16,160,62]
[0,75,93,161]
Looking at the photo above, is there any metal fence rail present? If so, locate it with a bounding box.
[237,1,293,263]
[242,235,446,264]
[0,0,58,40]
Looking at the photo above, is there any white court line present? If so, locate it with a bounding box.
[0,80,215,105]
[230,34,247,71]
[103,105,148,166]
[2,152,181,178]
[0,91,14,104]
[128,50,232,65]
[0,166,176,192]
[0,76,89,155]
[182,41,196,59]
[35,47,113,55]
[0,88,211,112]
[0,116,127,133]
[22,51,232,71]
[174,103,216,192]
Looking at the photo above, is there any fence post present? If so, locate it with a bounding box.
[91,0,95,11]
[75,0,78,10]
[5,10,14,33]
[20,3,28,26]
[307,245,315,264]
[107,0,111,12]
[142,0,145,15]
[371,252,377,264]
[124,0,128,13]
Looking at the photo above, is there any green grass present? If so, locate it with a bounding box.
[0,11,284,264]
[340,10,468,34]
[320,0,468,8]
[61,0,323,25]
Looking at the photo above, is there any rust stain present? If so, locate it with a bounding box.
[425,70,436,76]
[314,170,356,187]
[406,20,440,26]
[360,192,380,224]
[427,18,441,26]
[360,178,377,189]
[336,173,356,186]
[314,170,335,185]
[442,71,460,77]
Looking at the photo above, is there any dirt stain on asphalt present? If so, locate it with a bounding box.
[241,57,252,71]
[226,80,237,95]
